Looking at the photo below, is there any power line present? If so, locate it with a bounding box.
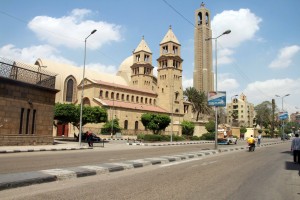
[162,0,195,28]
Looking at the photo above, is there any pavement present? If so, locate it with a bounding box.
[0,139,285,191]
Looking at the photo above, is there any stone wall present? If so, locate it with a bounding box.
[0,77,58,146]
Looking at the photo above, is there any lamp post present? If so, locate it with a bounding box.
[206,30,231,150]
[171,75,182,142]
[79,29,97,146]
[275,94,290,140]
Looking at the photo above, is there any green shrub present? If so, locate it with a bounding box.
[190,136,200,141]
[200,132,215,140]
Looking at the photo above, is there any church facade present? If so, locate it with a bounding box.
[34,26,196,137]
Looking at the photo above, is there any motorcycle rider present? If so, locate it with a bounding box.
[247,135,256,151]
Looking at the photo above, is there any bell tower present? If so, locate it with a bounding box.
[193,2,213,93]
[130,36,155,91]
[157,26,183,114]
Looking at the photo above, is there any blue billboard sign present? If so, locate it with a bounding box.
[279,112,288,120]
[208,91,226,107]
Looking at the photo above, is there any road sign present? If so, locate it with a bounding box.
[279,112,288,120]
[208,91,226,107]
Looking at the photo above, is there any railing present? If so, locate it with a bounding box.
[0,57,56,89]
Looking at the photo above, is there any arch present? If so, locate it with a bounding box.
[198,12,202,25]
[64,75,77,102]
[136,96,139,103]
[124,120,128,130]
[99,90,103,98]
[105,91,109,98]
[154,99,156,105]
[206,12,209,25]
[135,121,139,130]
[131,95,134,102]
[111,92,114,99]
[126,95,129,101]
[83,97,90,106]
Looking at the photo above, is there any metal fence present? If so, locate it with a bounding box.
[0,57,56,89]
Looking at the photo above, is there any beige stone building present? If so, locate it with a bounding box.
[226,93,255,128]
[32,26,194,137]
[193,2,214,93]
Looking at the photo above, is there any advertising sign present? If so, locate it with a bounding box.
[279,112,288,120]
[208,91,226,107]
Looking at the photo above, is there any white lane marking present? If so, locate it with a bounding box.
[160,157,203,167]
[201,161,217,166]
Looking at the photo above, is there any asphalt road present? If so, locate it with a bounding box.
[1,142,299,200]
[0,141,233,174]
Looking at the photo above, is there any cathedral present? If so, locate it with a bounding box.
[35,26,195,137]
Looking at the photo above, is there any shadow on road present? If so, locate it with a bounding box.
[285,161,300,176]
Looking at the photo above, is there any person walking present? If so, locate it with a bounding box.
[257,133,262,146]
[291,133,300,164]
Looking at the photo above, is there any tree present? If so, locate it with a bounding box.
[101,118,121,135]
[183,87,212,121]
[141,113,171,134]
[254,101,273,128]
[181,121,195,137]
[205,120,215,133]
[54,103,108,130]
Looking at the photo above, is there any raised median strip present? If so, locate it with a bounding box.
[0,141,285,191]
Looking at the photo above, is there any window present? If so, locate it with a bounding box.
[127,95,129,101]
[111,92,114,99]
[121,94,124,100]
[135,121,139,130]
[105,91,109,98]
[100,90,103,98]
[124,120,128,130]
[131,96,134,102]
[19,108,24,134]
[66,79,74,102]
[116,93,120,100]
[136,96,139,103]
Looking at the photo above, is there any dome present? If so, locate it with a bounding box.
[118,55,133,73]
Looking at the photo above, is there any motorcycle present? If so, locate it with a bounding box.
[248,143,255,152]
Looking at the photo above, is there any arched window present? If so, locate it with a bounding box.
[136,96,139,103]
[116,93,120,100]
[141,97,143,103]
[154,99,156,105]
[121,94,124,100]
[145,98,148,104]
[105,91,109,98]
[64,76,77,103]
[135,121,138,130]
[111,92,114,99]
[99,90,103,98]
[149,99,152,105]
[66,79,74,102]
[124,120,128,130]
[131,96,134,102]
[126,95,129,101]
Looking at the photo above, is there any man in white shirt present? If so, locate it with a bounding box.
[291,133,300,164]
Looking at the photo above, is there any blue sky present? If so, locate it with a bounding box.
[1,0,299,114]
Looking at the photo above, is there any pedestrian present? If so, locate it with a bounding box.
[257,133,262,146]
[86,131,92,147]
[291,133,300,164]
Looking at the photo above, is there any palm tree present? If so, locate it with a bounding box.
[183,87,212,121]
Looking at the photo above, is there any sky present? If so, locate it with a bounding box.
[1,0,300,114]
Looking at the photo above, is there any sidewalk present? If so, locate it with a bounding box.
[0,140,285,191]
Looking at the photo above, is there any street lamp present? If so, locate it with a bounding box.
[79,29,97,146]
[275,94,290,140]
[206,30,231,150]
[171,75,182,142]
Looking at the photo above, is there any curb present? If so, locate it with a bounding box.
[0,141,285,191]
[0,146,93,154]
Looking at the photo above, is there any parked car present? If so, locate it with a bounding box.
[75,132,101,142]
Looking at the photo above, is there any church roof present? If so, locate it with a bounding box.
[160,26,180,45]
[93,98,168,113]
[134,36,152,53]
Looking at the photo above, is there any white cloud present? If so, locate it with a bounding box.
[211,9,262,65]
[218,73,239,91]
[0,44,75,65]
[182,77,193,90]
[244,78,300,113]
[28,9,122,50]
[269,45,300,69]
